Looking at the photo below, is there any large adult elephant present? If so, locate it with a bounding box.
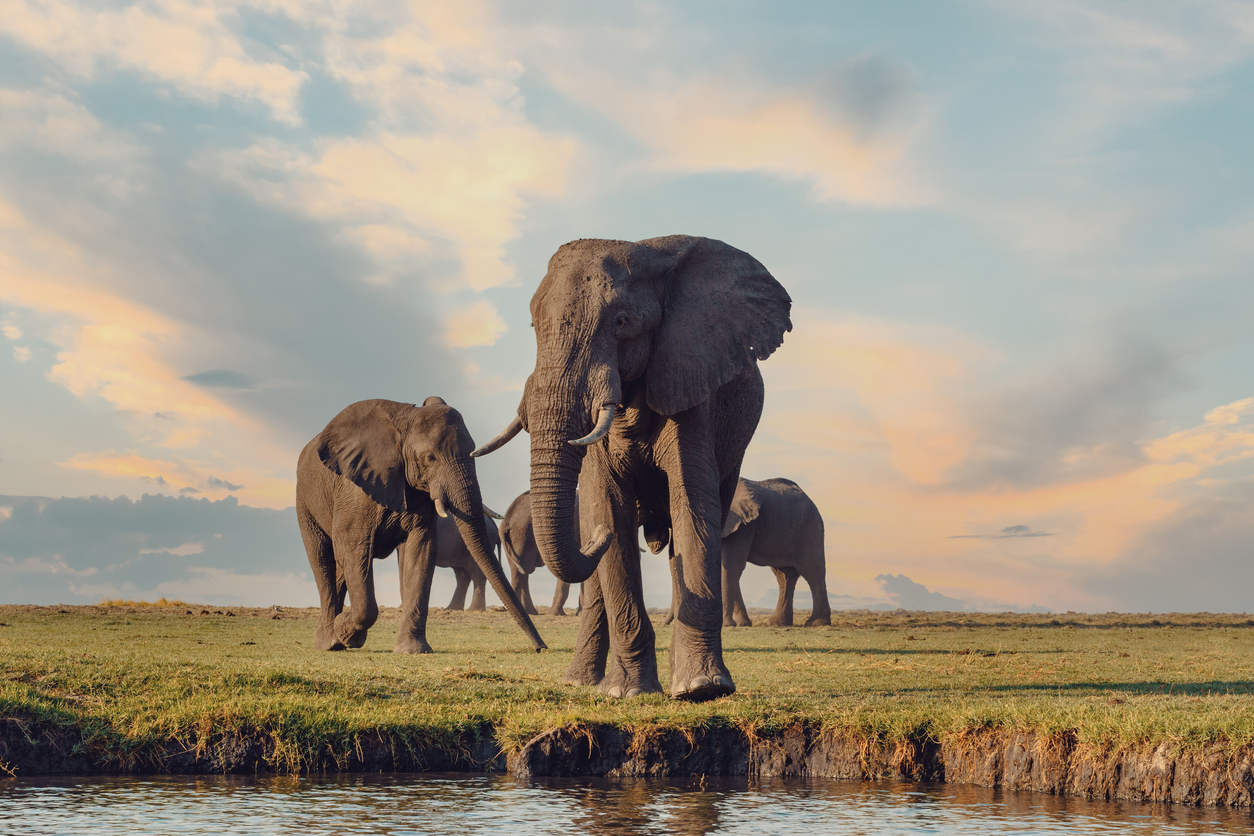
[499,490,575,616]
[434,510,502,612]
[665,478,830,628]
[475,235,791,701]
[296,397,545,654]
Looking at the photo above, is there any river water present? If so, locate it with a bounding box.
[1,774,1249,835]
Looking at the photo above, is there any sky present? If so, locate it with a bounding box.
[1,0,1251,613]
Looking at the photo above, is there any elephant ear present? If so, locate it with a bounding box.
[639,235,792,416]
[722,480,760,538]
[316,400,409,513]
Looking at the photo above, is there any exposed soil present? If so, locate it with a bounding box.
[3,715,1250,807]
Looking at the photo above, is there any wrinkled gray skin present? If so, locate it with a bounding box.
[475,235,790,701]
[436,511,500,612]
[295,397,545,654]
[664,478,830,628]
[499,491,576,616]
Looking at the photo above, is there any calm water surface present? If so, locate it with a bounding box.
[2,774,1250,835]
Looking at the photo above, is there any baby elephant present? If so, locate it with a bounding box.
[722,477,830,627]
[295,397,545,653]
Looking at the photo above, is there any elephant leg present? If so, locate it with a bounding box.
[564,568,609,687]
[512,566,539,616]
[802,564,831,627]
[767,567,798,627]
[721,528,753,627]
[447,567,471,611]
[548,579,569,617]
[665,417,735,701]
[394,528,436,654]
[329,528,379,648]
[582,448,661,698]
[299,511,343,651]
[468,565,487,612]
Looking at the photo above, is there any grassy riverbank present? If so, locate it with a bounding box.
[2,604,1252,774]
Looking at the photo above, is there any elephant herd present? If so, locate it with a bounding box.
[295,235,828,702]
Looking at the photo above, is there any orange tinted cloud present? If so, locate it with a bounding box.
[1,0,306,123]
[0,200,295,508]
[751,309,1254,609]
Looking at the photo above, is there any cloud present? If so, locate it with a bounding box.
[445,300,507,348]
[0,88,141,165]
[60,453,276,505]
[0,493,307,605]
[198,1,581,293]
[533,48,926,206]
[182,370,258,389]
[950,525,1054,539]
[1,0,307,123]
[875,573,967,611]
[750,307,1254,612]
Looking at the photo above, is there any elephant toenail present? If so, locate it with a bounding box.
[625,688,642,698]
[607,685,623,698]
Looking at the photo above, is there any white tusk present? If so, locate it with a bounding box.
[569,405,616,447]
[434,497,449,518]
[471,415,524,457]
[482,504,503,520]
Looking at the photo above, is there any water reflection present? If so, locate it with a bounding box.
[1,773,1248,835]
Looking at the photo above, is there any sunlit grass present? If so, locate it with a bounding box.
[96,598,192,608]
[2,605,1251,771]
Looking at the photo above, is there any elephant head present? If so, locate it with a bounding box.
[317,396,545,650]
[475,236,791,584]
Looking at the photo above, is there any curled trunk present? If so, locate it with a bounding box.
[530,433,611,584]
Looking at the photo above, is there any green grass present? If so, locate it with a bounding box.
[2,605,1252,772]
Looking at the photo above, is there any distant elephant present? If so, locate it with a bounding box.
[499,490,575,616]
[665,478,830,628]
[295,397,545,654]
[436,510,501,612]
[474,235,790,700]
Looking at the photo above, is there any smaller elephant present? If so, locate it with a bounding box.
[436,510,501,612]
[295,397,545,653]
[499,491,575,616]
[665,477,830,628]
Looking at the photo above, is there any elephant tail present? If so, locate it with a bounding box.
[501,533,519,571]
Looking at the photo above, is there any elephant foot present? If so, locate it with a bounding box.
[393,633,433,654]
[331,614,369,648]
[724,614,753,628]
[525,605,540,616]
[805,614,831,627]
[467,603,487,613]
[668,624,736,701]
[672,674,736,702]
[765,615,794,627]
[547,606,566,617]
[315,622,346,651]
[596,666,664,699]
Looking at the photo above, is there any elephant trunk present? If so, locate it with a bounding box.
[442,466,547,652]
[529,387,612,584]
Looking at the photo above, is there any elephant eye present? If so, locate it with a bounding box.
[613,311,630,333]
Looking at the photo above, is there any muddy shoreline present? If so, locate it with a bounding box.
[3,716,1250,807]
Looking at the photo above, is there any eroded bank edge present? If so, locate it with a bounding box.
[2,716,1251,807]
